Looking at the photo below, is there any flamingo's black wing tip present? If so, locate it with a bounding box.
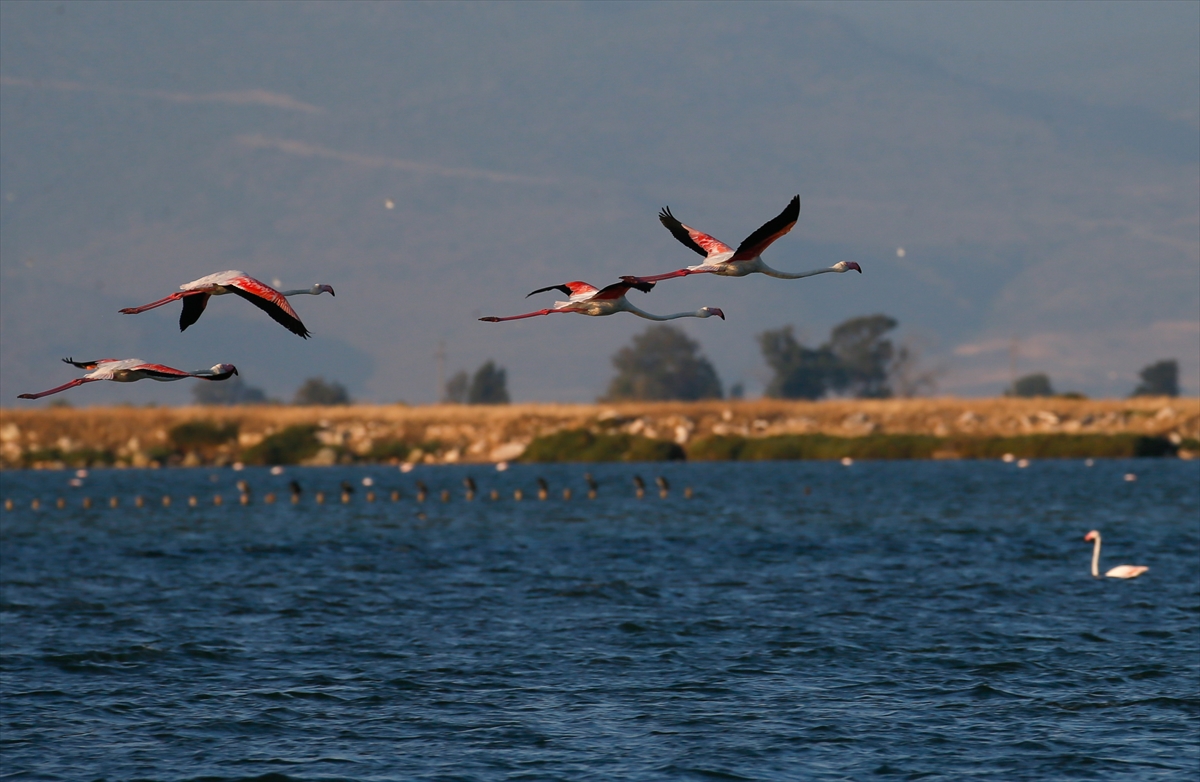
[526,284,571,298]
[620,276,655,294]
[480,316,500,322]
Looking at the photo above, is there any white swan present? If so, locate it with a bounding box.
[1085,530,1148,579]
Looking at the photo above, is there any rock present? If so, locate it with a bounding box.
[490,442,526,461]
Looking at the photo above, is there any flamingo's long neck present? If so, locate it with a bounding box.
[1091,535,1102,578]
[760,263,838,280]
[623,301,707,321]
[279,288,318,296]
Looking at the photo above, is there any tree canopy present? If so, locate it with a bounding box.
[1131,359,1178,397]
[759,315,902,400]
[193,376,267,405]
[1007,373,1055,397]
[467,361,510,404]
[603,325,723,401]
[293,377,351,405]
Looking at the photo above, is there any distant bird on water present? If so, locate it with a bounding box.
[119,270,335,338]
[1085,531,1148,579]
[479,277,724,323]
[18,358,237,400]
[630,196,862,282]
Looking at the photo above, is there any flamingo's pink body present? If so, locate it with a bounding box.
[1085,530,1148,579]
[479,277,725,323]
[632,195,862,282]
[18,358,238,400]
[119,270,334,338]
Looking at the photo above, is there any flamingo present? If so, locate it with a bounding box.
[1084,530,1148,579]
[18,357,238,400]
[119,271,335,338]
[479,277,724,323]
[631,195,862,282]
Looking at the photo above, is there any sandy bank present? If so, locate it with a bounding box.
[2,397,1196,469]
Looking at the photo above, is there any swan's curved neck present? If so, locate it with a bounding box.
[624,302,706,321]
[1091,535,1101,578]
[760,264,837,280]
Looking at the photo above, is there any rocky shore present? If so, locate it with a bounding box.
[2,397,1196,469]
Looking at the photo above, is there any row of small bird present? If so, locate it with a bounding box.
[19,195,857,398]
[0,485,1151,579]
[7,473,684,509]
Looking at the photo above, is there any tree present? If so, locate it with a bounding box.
[293,377,351,405]
[193,376,267,405]
[758,326,840,400]
[444,370,469,404]
[467,361,510,404]
[603,325,723,401]
[759,315,902,400]
[1007,373,1054,397]
[1131,359,1178,397]
[827,315,897,398]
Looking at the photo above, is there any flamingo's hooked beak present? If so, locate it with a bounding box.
[319,285,336,296]
[845,262,862,273]
[1084,531,1097,542]
[710,308,725,320]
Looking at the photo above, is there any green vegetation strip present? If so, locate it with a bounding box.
[522,429,1179,463]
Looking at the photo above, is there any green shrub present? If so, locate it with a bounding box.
[949,435,1175,459]
[366,439,414,462]
[686,433,1176,461]
[22,448,115,468]
[624,437,686,462]
[687,435,749,461]
[242,425,321,465]
[521,428,684,462]
[169,420,238,449]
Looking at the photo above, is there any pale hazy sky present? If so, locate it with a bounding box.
[1,1,1196,404]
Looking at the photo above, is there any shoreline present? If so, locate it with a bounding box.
[2,397,1196,469]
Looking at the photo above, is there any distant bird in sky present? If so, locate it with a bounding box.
[631,195,862,282]
[18,357,238,399]
[119,271,335,338]
[1085,530,1148,579]
[479,277,724,323]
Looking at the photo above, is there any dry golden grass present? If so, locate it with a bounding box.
[2,396,1196,468]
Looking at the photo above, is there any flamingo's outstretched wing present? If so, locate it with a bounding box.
[527,281,599,300]
[729,195,800,262]
[180,293,212,331]
[592,278,655,300]
[130,363,195,380]
[659,207,733,258]
[61,357,114,370]
[227,275,311,338]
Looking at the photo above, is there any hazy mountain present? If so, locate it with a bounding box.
[2,1,1196,405]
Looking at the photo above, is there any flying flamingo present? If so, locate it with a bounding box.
[479,277,725,323]
[18,358,238,400]
[1084,530,1148,579]
[631,195,862,282]
[119,271,335,338]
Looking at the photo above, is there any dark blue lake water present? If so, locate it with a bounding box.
[2,459,1198,781]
